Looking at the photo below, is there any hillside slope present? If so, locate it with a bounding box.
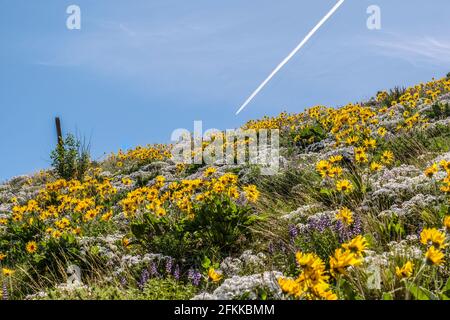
[1,75,450,300]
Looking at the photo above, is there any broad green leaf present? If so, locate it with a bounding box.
[408,284,430,300]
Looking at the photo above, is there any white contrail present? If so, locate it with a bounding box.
[235,0,345,115]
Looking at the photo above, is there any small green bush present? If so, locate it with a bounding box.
[378,86,406,107]
[425,102,450,120]
[50,133,90,180]
[131,194,259,264]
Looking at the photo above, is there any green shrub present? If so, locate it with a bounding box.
[424,102,450,120]
[378,86,406,107]
[50,133,90,180]
[131,194,259,264]
[286,123,327,151]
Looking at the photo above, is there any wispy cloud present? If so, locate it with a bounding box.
[370,34,450,65]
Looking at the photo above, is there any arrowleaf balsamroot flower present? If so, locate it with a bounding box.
[363,138,377,149]
[377,127,387,137]
[2,268,14,277]
[439,159,450,172]
[355,152,368,164]
[122,238,131,248]
[424,164,439,178]
[295,252,326,278]
[25,241,38,254]
[381,150,394,165]
[329,248,362,277]
[341,235,368,257]
[336,179,353,193]
[203,167,217,177]
[395,261,414,279]
[336,207,353,226]
[370,162,382,172]
[243,185,260,203]
[208,268,223,283]
[279,251,336,300]
[122,178,133,186]
[444,216,450,231]
[100,210,113,222]
[329,155,343,164]
[425,246,445,266]
[420,228,447,249]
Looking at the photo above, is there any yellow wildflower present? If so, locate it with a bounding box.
[420,228,447,249]
[341,235,368,256]
[25,241,38,254]
[101,210,113,222]
[370,162,383,172]
[2,268,14,276]
[336,179,353,193]
[204,167,217,177]
[329,249,362,276]
[381,150,394,165]
[425,246,445,266]
[243,185,260,203]
[444,216,450,231]
[336,207,353,226]
[329,155,343,164]
[395,261,414,279]
[424,164,438,178]
[363,138,377,149]
[208,268,223,282]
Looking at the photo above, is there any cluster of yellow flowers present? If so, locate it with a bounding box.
[121,169,259,219]
[378,77,450,128]
[400,158,450,269]
[424,160,450,194]
[315,150,394,194]
[395,261,414,279]
[109,144,172,168]
[278,251,337,300]
[278,235,368,300]
[329,235,368,277]
[420,227,448,266]
[9,174,117,242]
[244,111,306,131]
[245,77,450,150]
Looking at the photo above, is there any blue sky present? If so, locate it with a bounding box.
[1,0,450,180]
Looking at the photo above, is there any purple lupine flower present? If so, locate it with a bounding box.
[165,258,173,275]
[334,214,363,242]
[120,277,127,287]
[289,224,298,241]
[173,264,180,280]
[308,214,332,232]
[417,224,424,239]
[150,262,159,278]
[188,269,201,286]
[268,242,274,254]
[138,269,150,290]
[352,215,363,235]
[334,220,347,242]
[2,281,8,301]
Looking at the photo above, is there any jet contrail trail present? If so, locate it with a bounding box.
[235,0,345,115]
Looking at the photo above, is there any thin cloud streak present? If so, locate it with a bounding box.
[370,35,450,64]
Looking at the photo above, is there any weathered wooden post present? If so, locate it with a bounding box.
[55,117,63,145]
